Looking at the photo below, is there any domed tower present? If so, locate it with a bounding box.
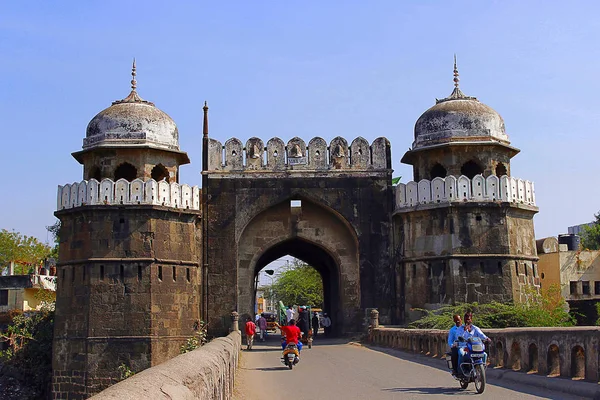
[393,59,539,323]
[72,60,190,183]
[53,62,202,399]
[402,57,518,181]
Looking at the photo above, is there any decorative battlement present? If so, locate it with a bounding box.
[57,179,200,211]
[395,175,535,210]
[207,136,390,172]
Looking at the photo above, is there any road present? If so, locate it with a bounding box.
[233,335,586,400]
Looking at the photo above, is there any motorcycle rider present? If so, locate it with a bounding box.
[274,319,303,362]
[447,314,462,376]
[456,312,491,370]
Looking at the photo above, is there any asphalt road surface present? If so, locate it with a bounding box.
[233,335,586,400]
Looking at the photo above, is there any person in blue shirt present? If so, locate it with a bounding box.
[447,314,462,376]
[455,312,491,372]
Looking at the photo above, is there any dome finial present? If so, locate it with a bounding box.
[453,54,460,89]
[131,58,137,91]
[112,58,153,105]
[435,54,476,103]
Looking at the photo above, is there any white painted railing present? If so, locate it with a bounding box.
[57,179,200,211]
[395,175,535,209]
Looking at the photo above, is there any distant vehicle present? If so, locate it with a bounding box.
[262,312,278,332]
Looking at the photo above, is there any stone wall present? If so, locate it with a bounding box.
[88,331,241,400]
[53,205,202,399]
[370,326,600,382]
[394,200,539,322]
[204,135,394,333]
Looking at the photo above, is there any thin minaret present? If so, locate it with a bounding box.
[203,101,209,138]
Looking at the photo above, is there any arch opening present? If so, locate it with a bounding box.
[495,162,507,177]
[430,163,447,179]
[495,342,504,367]
[251,239,341,337]
[547,344,560,377]
[151,164,169,182]
[88,166,101,181]
[460,160,483,179]
[528,343,539,373]
[510,341,522,371]
[571,345,585,379]
[114,162,137,182]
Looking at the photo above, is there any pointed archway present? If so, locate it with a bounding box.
[237,197,360,335]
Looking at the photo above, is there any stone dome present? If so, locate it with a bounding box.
[84,100,179,151]
[82,62,180,152]
[413,87,509,150]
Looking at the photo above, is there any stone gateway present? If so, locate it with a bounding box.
[52,61,538,398]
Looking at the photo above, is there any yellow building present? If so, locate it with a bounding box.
[537,236,600,324]
[0,273,56,313]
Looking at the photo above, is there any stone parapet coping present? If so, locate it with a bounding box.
[89,331,241,400]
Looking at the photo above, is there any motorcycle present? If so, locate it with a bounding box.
[281,342,300,369]
[446,336,487,394]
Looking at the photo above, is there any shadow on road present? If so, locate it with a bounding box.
[367,345,583,400]
[382,387,474,396]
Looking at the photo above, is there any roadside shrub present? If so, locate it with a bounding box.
[180,320,208,354]
[408,285,574,329]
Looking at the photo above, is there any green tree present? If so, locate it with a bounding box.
[581,212,600,250]
[46,219,61,260]
[0,229,53,275]
[270,261,323,307]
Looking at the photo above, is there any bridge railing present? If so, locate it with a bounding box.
[370,326,600,382]
[88,331,241,400]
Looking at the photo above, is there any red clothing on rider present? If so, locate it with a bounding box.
[280,325,301,344]
[245,321,256,336]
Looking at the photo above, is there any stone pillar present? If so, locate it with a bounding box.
[370,309,379,329]
[230,311,239,332]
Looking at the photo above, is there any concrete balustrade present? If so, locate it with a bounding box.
[89,331,241,400]
[370,326,600,382]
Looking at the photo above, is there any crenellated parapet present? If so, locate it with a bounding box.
[56,178,200,211]
[206,136,391,172]
[395,175,535,210]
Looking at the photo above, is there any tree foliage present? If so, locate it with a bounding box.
[0,300,55,399]
[269,261,323,307]
[45,219,61,260]
[408,285,574,329]
[580,211,600,250]
[0,229,53,274]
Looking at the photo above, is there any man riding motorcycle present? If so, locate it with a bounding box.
[455,312,491,367]
[274,319,303,364]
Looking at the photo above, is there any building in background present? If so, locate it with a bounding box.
[537,236,600,325]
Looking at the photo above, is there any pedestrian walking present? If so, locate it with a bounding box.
[258,313,268,341]
[311,312,320,339]
[321,313,332,337]
[244,317,256,350]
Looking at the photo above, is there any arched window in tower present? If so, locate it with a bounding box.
[151,164,169,182]
[460,160,483,179]
[114,162,137,182]
[430,163,447,179]
[495,162,508,177]
[88,166,101,181]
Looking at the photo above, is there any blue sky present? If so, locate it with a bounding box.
[1,1,599,244]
